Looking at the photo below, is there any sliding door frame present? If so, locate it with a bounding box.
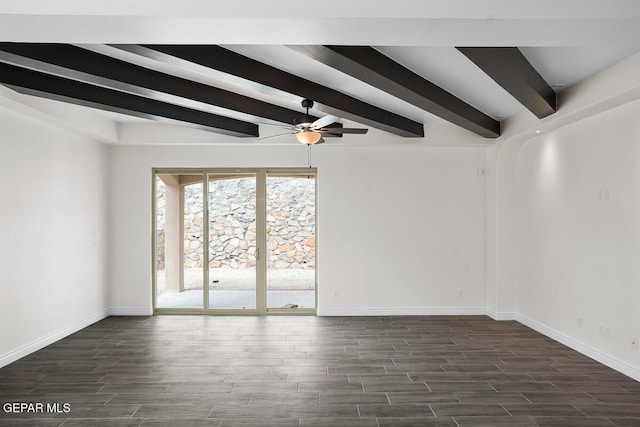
[152,167,317,315]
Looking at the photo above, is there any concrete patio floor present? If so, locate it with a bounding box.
[156,268,315,309]
[157,289,315,309]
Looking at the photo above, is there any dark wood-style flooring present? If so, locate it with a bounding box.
[1,315,640,426]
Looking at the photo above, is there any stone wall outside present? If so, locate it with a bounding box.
[156,177,315,270]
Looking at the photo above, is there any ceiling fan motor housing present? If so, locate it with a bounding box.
[295,99,316,128]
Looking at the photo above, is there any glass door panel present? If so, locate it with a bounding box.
[154,168,316,314]
[207,174,257,310]
[266,175,316,310]
[155,173,204,309]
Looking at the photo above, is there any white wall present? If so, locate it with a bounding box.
[317,146,486,314]
[0,105,109,367]
[515,99,640,376]
[484,52,640,380]
[108,141,487,315]
[487,52,640,325]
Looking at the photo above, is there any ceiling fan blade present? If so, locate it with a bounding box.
[256,122,295,130]
[318,128,369,134]
[310,114,340,130]
[258,132,294,140]
[315,137,326,145]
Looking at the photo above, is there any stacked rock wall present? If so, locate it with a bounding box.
[156,177,315,270]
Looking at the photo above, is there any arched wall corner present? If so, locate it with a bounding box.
[485,52,640,381]
[486,50,640,321]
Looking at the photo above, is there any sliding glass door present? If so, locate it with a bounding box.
[207,173,257,310]
[153,168,316,314]
[266,174,316,310]
[155,173,205,310]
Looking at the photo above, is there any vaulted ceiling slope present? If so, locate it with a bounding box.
[0,42,565,140]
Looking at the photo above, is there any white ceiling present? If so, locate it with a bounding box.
[1,0,639,137]
[2,0,640,45]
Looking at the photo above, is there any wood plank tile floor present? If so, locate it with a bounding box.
[1,315,639,426]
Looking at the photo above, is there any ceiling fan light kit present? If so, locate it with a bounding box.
[296,130,323,145]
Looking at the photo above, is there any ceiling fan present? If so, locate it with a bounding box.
[262,99,368,144]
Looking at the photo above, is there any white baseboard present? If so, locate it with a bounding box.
[516,313,640,382]
[108,307,153,316]
[317,307,487,316]
[485,309,518,321]
[0,308,109,369]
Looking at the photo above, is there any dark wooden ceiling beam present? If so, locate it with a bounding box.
[289,45,500,138]
[0,62,258,137]
[456,47,557,119]
[0,42,317,127]
[126,45,424,137]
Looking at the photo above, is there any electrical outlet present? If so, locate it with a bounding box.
[458,290,464,298]
[577,317,583,327]
[605,327,613,339]
[333,291,339,299]
[632,337,638,350]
